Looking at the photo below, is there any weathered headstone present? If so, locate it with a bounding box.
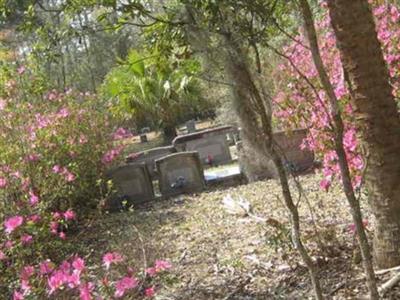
[173,125,235,165]
[156,152,205,197]
[274,129,314,171]
[140,134,148,143]
[106,163,154,209]
[186,120,196,133]
[126,146,176,178]
[237,129,314,182]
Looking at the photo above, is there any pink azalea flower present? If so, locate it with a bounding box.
[57,107,69,118]
[154,260,172,271]
[27,214,41,224]
[0,177,7,188]
[39,260,54,275]
[50,221,59,234]
[52,165,61,174]
[72,257,85,273]
[47,270,68,294]
[59,232,66,240]
[0,250,6,260]
[319,179,331,192]
[4,216,24,234]
[67,272,81,288]
[20,265,35,281]
[145,287,155,297]
[64,171,76,182]
[21,234,33,245]
[60,261,71,273]
[13,290,24,300]
[25,154,39,162]
[79,282,94,300]
[52,212,62,220]
[114,276,138,298]
[64,209,76,221]
[20,279,31,293]
[145,267,157,277]
[29,190,39,206]
[102,252,123,270]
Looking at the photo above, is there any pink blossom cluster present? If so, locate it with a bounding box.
[7,251,168,299]
[112,127,133,140]
[273,2,400,190]
[52,165,76,182]
[101,145,125,165]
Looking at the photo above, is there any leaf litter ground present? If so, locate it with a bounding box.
[79,172,400,299]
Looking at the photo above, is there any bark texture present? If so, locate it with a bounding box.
[327,0,400,269]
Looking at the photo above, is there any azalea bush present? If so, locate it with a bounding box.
[0,64,171,299]
[0,64,125,213]
[273,1,400,190]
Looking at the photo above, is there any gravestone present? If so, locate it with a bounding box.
[173,125,235,165]
[140,134,148,143]
[186,120,196,133]
[237,129,314,182]
[126,146,176,178]
[106,163,154,209]
[156,152,205,197]
[274,129,314,171]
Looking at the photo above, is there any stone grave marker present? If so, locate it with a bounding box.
[186,120,196,133]
[106,163,154,209]
[173,125,235,165]
[237,129,314,182]
[274,129,314,171]
[126,146,176,178]
[156,152,205,197]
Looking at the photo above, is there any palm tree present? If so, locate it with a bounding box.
[104,50,202,141]
[327,0,400,268]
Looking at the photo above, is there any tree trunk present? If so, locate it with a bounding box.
[222,32,324,300]
[298,1,379,298]
[327,0,400,269]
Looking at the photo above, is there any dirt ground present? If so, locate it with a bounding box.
[79,172,400,299]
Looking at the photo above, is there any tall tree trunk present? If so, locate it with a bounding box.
[184,5,324,298]
[222,32,324,300]
[298,1,379,298]
[327,0,400,269]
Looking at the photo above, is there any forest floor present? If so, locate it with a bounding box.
[79,172,400,299]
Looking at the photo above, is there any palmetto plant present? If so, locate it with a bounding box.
[103,50,202,140]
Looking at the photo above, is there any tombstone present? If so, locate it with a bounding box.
[156,152,205,197]
[274,129,314,172]
[185,120,196,133]
[140,134,148,143]
[106,163,154,209]
[173,125,235,165]
[126,146,176,179]
[237,129,314,182]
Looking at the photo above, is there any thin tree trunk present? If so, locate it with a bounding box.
[298,1,379,298]
[327,0,400,269]
[222,32,324,300]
